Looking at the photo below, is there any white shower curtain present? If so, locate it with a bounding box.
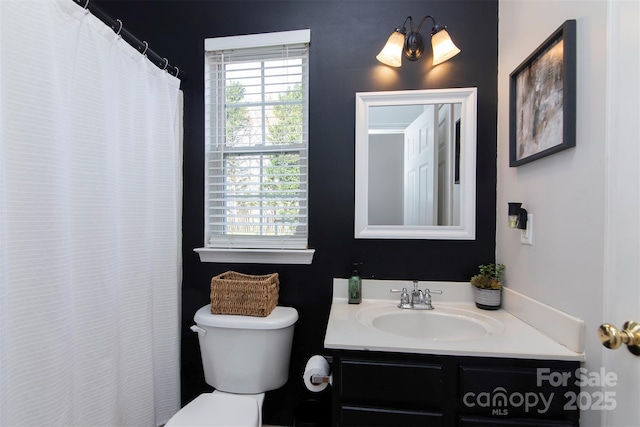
[0,1,182,426]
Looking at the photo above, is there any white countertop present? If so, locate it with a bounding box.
[323,279,585,361]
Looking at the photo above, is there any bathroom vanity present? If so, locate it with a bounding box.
[331,350,579,426]
[324,279,585,426]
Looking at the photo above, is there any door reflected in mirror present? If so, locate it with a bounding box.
[368,103,461,226]
[355,88,477,239]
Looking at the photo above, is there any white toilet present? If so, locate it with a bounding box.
[166,304,298,427]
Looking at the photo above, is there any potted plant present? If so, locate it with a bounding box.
[470,263,505,310]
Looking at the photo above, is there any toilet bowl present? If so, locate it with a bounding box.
[165,305,298,426]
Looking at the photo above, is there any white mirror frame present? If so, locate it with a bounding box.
[355,87,477,239]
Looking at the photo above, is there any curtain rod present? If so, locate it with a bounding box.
[71,0,186,80]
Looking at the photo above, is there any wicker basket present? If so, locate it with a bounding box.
[210,271,279,317]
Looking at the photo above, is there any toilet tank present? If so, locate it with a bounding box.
[192,305,298,394]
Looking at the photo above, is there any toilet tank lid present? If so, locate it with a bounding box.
[194,305,298,330]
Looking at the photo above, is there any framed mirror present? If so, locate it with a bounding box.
[355,87,477,239]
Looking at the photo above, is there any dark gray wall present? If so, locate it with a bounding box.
[97,1,498,424]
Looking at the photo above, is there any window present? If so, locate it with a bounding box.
[197,30,313,263]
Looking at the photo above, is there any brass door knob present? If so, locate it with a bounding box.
[598,321,640,356]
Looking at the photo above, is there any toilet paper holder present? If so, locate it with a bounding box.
[304,355,333,392]
[310,374,331,385]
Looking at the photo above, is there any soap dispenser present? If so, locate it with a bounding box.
[348,263,362,304]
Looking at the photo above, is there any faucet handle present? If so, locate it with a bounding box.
[390,288,412,309]
[423,289,442,304]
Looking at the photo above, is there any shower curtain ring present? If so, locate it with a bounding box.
[173,67,180,77]
[141,41,149,56]
[115,19,123,38]
[162,58,169,71]
[83,0,90,12]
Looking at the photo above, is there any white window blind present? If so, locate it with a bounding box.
[204,31,310,250]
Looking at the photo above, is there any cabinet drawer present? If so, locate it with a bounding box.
[341,405,443,426]
[459,365,579,418]
[459,415,576,427]
[341,359,444,409]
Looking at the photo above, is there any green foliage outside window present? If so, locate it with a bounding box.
[223,81,303,236]
[225,81,250,143]
[265,83,303,233]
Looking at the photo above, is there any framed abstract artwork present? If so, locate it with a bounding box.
[509,20,576,167]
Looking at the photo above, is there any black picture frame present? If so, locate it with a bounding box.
[509,20,576,167]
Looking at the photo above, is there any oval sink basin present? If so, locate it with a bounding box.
[357,305,504,341]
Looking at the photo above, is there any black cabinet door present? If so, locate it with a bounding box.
[459,365,579,419]
[340,359,445,410]
[460,415,577,427]
[341,405,444,426]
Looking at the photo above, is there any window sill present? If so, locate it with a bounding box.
[194,248,315,264]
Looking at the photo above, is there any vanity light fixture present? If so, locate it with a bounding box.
[508,203,528,230]
[376,15,461,67]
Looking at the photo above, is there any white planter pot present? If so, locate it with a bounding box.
[473,287,502,310]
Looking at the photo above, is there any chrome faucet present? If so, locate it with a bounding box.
[391,281,442,310]
[410,281,422,306]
